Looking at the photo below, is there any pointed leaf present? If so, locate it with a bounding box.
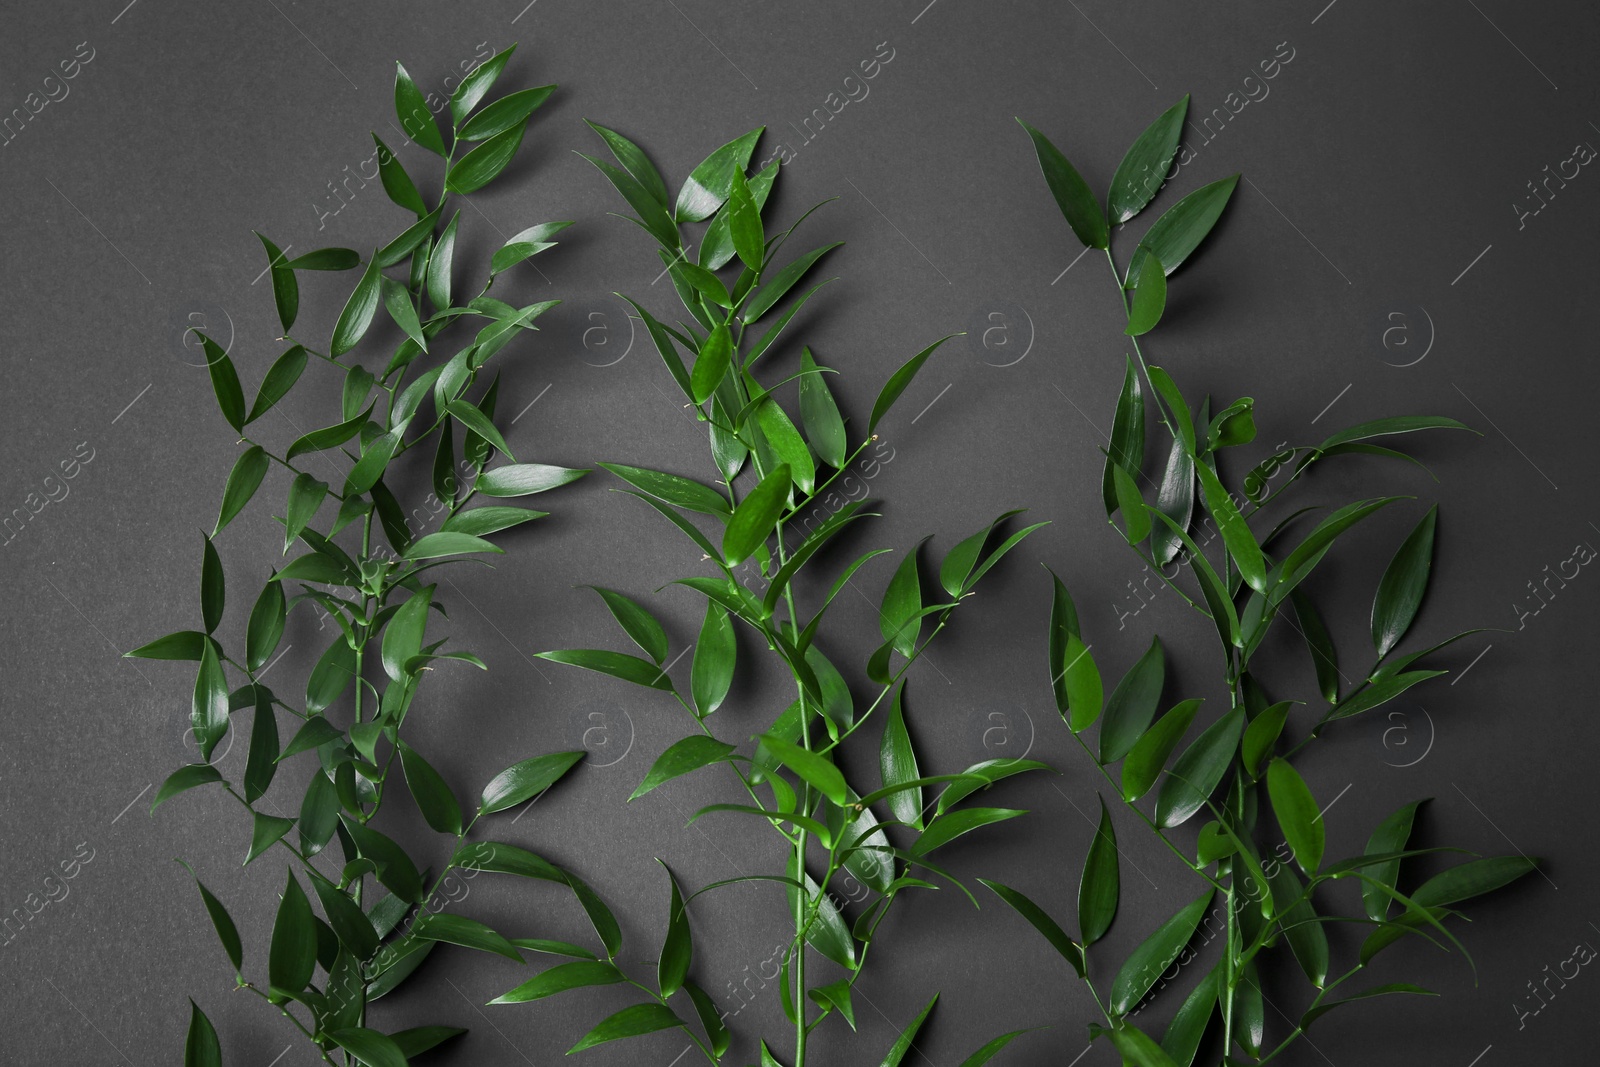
[1126,175,1240,284]
[1079,796,1120,945]
[1372,505,1438,658]
[1108,95,1189,223]
[1109,889,1214,1015]
[1016,119,1107,249]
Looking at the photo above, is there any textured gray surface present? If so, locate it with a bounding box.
[1,1,1594,1064]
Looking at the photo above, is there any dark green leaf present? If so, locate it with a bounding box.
[1108,95,1189,223]
[1125,251,1167,336]
[676,127,763,222]
[391,1027,467,1059]
[1161,963,1218,1067]
[1121,699,1199,802]
[479,750,586,814]
[192,640,228,762]
[489,219,572,275]
[450,45,515,128]
[255,231,298,334]
[1108,1024,1178,1067]
[441,505,545,536]
[401,532,504,560]
[657,863,692,998]
[586,120,668,206]
[126,629,208,661]
[1125,175,1239,284]
[690,601,736,716]
[754,398,816,495]
[184,1000,221,1067]
[726,165,764,270]
[587,587,668,664]
[1194,459,1266,593]
[460,84,555,141]
[868,335,955,434]
[1155,705,1244,827]
[247,345,307,425]
[1103,356,1145,516]
[1016,118,1107,249]
[690,322,733,405]
[723,464,790,567]
[1362,799,1426,922]
[243,693,278,803]
[742,242,842,324]
[880,683,923,830]
[912,807,1025,856]
[1268,864,1329,988]
[153,763,222,811]
[1079,795,1120,946]
[413,912,520,961]
[394,62,445,155]
[1100,636,1165,763]
[568,1003,683,1054]
[331,260,382,357]
[759,733,848,806]
[327,1027,408,1067]
[1317,415,1474,451]
[477,463,589,497]
[1267,758,1324,874]
[268,870,317,998]
[372,134,425,216]
[1109,889,1214,1015]
[1372,505,1438,659]
[880,541,925,659]
[1291,589,1340,705]
[491,960,625,1004]
[631,735,736,801]
[600,462,728,516]
[1240,701,1290,776]
[180,863,242,973]
[1300,984,1436,1030]
[536,648,674,691]
[451,840,565,882]
[880,992,939,1067]
[398,740,462,835]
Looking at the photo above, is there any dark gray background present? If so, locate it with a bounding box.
[2,1,1593,1064]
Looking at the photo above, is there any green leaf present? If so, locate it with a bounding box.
[343,820,424,903]
[568,1003,683,1053]
[657,863,692,997]
[380,279,426,353]
[446,124,526,195]
[490,219,572,275]
[1125,175,1240,285]
[1079,795,1120,946]
[1048,568,1104,729]
[880,992,939,1067]
[1103,356,1146,516]
[582,152,678,246]
[1362,799,1426,922]
[491,960,625,1004]
[1155,705,1244,827]
[690,322,733,405]
[631,735,736,802]
[371,134,424,216]
[479,750,586,814]
[795,348,848,469]
[199,334,245,433]
[199,534,225,633]
[724,464,790,567]
[676,127,763,222]
[192,640,229,762]
[394,62,445,155]
[536,648,674,691]
[1109,889,1214,1015]
[286,406,371,461]
[684,981,732,1057]
[451,840,565,882]
[1407,855,1539,909]
[1161,963,1218,1066]
[586,120,669,205]
[759,733,848,806]
[742,242,842,324]
[278,715,342,761]
[936,759,1051,814]
[1317,415,1474,451]
[1100,636,1165,763]
[398,740,462,835]
[1194,458,1266,593]
[401,532,504,560]
[243,694,278,803]
[1208,397,1257,450]
[285,248,360,271]
[1016,118,1107,249]
[726,164,765,270]
[956,1030,1035,1067]
[180,863,242,973]
[1241,701,1291,776]
[304,640,356,716]
[1326,669,1447,721]
[268,870,317,998]
[255,231,298,334]
[246,345,307,424]
[880,683,924,830]
[690,601,736,716]
[327,1027,409,1067]
[183,1000,221,1067]
[880,541,925,659]
[587,587,668,664]
[1268,864,1329,988]
[869,335,955,434]
[153,763,222,811]
[307,872,379,960]
[413,912,520,961]
[1108,95,1189,223]
[127,630,208,661]
[477,463,589,497]
[912,807,1025,856]
[1267,758,1324,874]
[245,812,295,865]
[1125,251,1167,336]
[282,473,327,553]
[1121,699,1199,802]
[441,505,545,536]
[1372,505,1438,659]
[1300,984,1437,1030]
[461,84,555,141]
[330,259,382,357]
[390,1027,467,1059]
[1110,461,1151,544]
[754,398,816,495]
[1291,590,1341,705]
[599,462,728,516]
[1108,1024,1178,1067]
[450,45,515,128]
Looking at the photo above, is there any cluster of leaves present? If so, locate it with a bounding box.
[505,123,1050,1065]
[130,51,625,1067]
[980,98,1540,1065]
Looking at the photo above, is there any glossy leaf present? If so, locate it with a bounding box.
[1161,963,1219,1067]
[246,345,307,424]
[1267,757,1324,874]
[199,334,246,433]
[399,740,462,835]
[372,134,424,216]
[327,1028,408,1067]
[1108,1024,1178,1067]
[657,864,692,997]
[759,733,847,806]
[330,260,381,357]
[869,335,954,434]
[1079,796,1120,945]
[1125,251,1167,336]
[1108,95,1189,223]
[1241,701,1291,776]
[880,993,939,1067]
[461,84,555,141]
[1110,889,1214,1015]
[1017,118,1107,249]
[676,126,763,222]
[1125,175,1240,285]
[441,505,545,536]
[742,242,842,324]
[588,587,668,665]
[568,1003,683,1054]
[1372,505,1438,659]
[1361,799,1426,922]
[1155,705,1244,827]
[268,871,317,998]
[1194,459,1266,592]
[880,541,925,659]
[413,912,520,961]
[1121,699,1198,803]
[880,683,924,830]
[537,648,674,691]
[492,960,625,1004]
[690,601,736,715]
[477,463,589,498]
[479,750,585,815]
[1100,636,1165,763]
[912,807,1025,856]
[631,735,735,802]
[192,640,228,762]
[724,464,790,567]
[1103,355,1146,516]
[183,1000,221,1067]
